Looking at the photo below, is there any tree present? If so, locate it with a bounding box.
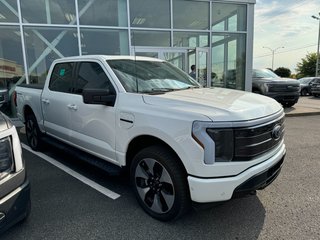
[296,52,317,78]
[274,67,291,77]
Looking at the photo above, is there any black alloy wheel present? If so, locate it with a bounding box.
[25,114,43,150]
[131,145,190,221]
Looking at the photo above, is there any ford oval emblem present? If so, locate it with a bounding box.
[272,124,282,140]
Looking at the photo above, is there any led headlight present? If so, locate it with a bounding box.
[206,129,234,162]
[192,121,234,164]
[0,136,14,179]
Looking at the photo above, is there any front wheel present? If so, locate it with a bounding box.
[282,102,295,108]
[25,114,43,151]
[301,88,308,96]
[130,145,190,221]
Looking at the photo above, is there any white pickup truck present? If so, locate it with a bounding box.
[16,55,286,221]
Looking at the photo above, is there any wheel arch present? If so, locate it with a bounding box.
[23,105,35,122]
[126,135,188,176]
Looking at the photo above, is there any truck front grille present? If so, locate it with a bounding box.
[233,117,284,161]
[269,84,299,92]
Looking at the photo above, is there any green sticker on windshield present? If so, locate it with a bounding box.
[59,69,65,76]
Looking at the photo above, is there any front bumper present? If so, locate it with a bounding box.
[266,92,299,103]
[188,144,286,203]
[0,179,30,234]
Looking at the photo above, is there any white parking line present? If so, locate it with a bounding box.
[21,143,121,200]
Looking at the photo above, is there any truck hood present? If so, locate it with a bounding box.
[142,88,283,121]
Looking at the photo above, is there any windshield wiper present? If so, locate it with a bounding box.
[151,88,176,92]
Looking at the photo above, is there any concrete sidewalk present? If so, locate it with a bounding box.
[284,96,320,117]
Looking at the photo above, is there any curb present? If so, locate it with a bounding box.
[285,111,320,117]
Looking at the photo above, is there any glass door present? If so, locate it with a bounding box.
[196,48,210,87]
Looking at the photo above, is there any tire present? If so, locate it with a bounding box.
[282,102,295,108]
[130,145,190,221]
[25,113,43,151]
[301,88,308,96]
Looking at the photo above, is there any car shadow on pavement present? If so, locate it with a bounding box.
[164,195,266,240]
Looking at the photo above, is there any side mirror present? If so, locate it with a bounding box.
[82,88,116,106]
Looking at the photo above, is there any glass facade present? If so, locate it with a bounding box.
[0,0,253,117]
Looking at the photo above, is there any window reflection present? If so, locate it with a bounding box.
[0,26,24,116]
[78,0,127,27]
[173,0,209,30]
[0,0,19,22]
[24,27,78,85]
[131,31,170,47]
[212,3,247,32]
[81,28,129,55]
[130,0,170,28]
[211,33,246,90]
[173,32,209,48]
[21,0,76,24]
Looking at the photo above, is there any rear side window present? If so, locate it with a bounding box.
[75,62,115,94]
[49,62,74,93]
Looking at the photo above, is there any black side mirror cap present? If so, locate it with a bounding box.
[82,88,116,106]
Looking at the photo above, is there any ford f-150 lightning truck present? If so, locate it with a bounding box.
[15,55,286,221]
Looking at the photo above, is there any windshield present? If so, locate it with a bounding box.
[253,69,279,79]
[107,59,200,93]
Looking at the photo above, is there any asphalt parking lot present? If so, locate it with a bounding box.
[1,115,320,240]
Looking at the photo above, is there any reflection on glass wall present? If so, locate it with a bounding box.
[81,28,129,55]
[212,3,247,32]
[130,0,170,28]
[0,0,251,117]
[78,0,127,27]
[131,31,170,47]
[0,26,24,116]
[0,0,19,22]
[163,52,186,71]
[173,0,209,30]
[173,32,209,47]
[21,0,76,24]
[211,33,246,90]
[24,27,78,85]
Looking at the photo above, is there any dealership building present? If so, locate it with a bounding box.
[0,0,255,116]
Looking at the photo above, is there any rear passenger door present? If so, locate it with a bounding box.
[69,61,117,164]
[42,62,75,142]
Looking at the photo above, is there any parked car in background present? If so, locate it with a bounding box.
[298,77,318,96]
[0,112,30,234]
[310,78,320,97]
[252,69,300,108]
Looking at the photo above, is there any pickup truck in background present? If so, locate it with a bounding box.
[15,55,286,221]
[252,69,300,108]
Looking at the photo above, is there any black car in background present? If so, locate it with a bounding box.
[310,78,320,97]
[298,77,318,96]
[252,69,300,108]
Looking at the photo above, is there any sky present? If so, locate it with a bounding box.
[253,0,320,74]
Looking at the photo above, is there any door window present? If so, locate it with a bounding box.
[49,62,74,93]
[75,62,115,94]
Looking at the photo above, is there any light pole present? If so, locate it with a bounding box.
[263,46,284,70]
[312,12,320,77]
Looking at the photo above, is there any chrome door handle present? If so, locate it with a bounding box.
[67,104,78,110]
[41,99,50,104]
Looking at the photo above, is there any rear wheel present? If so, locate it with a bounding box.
[25,114,43,151]
[130,145,190,221]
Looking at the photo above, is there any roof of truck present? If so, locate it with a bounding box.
[53,55,163,63]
